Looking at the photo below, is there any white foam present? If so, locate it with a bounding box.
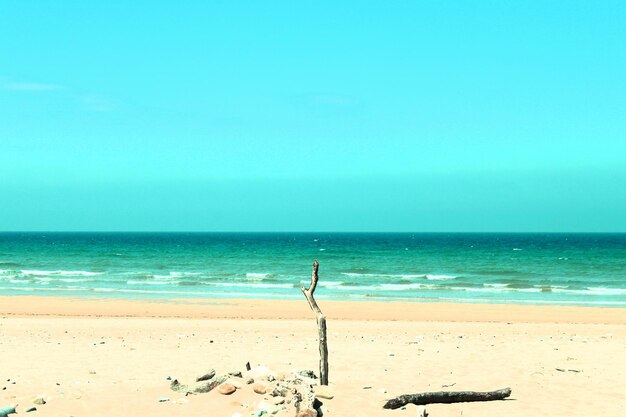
[452,286,542,293]
[211,282,293,289]
[127,280,180,286]
[426,274,456,280]
[320,281,344,287]
[21,270,103,277]
[246,273,270,280]
[328,283,437,292]
[341,272,425,279]
[586,287,626,296]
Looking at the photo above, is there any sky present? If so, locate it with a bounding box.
[1,1,625,232]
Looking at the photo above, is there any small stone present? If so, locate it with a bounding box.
[158,397,170,402]
[196,369,216,382]
[33,397,46,405]
[165,376,172,381]
[218,383,236,395]
[25,407,37,412]
[297,370,317,379]
[253,383,267,394]
[226,378,243,389]
[268,405,286,414]
[89,370,96,375]
[270,396,285,405]
[246,378,254,384]
[295,411,317,417]
[315,387,334,399]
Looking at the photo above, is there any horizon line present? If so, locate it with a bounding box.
[1,231,625,234]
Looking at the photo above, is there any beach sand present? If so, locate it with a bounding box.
[0,296,624,416]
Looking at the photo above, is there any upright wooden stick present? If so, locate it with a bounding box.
[301,260,329,385]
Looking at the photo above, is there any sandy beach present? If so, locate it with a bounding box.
[0,296,624,417]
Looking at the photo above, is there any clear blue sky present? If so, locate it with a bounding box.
[1,1,625,232]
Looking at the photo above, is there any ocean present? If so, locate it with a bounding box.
[0,232,625,306]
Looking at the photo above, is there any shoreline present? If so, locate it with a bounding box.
[1,295,625,324]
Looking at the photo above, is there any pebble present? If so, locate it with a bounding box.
[253,383,267,394]
[295,411,317,417]
[0,405,16,417]
[218,383,236,395]
[267,405,286,414]
[270,396,285,405]
[158,397,170,402]
[33,397,46,405]
[25,407,37,413]
[315,387,334,399]
[226,378,243,389]
[196,370,216,382]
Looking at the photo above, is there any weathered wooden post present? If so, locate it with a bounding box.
[300,260,329,385]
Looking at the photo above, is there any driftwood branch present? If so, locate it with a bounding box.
[300,260,329,385]
[383,387,511,409]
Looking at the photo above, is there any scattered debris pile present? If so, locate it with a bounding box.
[168,366,328,417]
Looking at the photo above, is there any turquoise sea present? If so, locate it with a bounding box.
[0,233,625,306]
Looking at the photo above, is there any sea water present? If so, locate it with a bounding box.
[0,232,625,306]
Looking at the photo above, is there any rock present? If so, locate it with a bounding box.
[254,411,267,417]
[0,405,16,417]
[271,386,289,397]
[158,397,170,402]
[228,371,243,378]
[246,366,275,381]
[246,378,255,384]
[25,407,37,413]
[295,410,317,417]
[253,383,267,394]
[218,383,236,395]
[196,369,216,382]
[271,396,285,405]
[268,405,286,414]
[297,370,317,379]
[171,375,228,394]
[33,397,46,405]
[165,376,172,380]
[314,387,334,400]
[226,378,243,389]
